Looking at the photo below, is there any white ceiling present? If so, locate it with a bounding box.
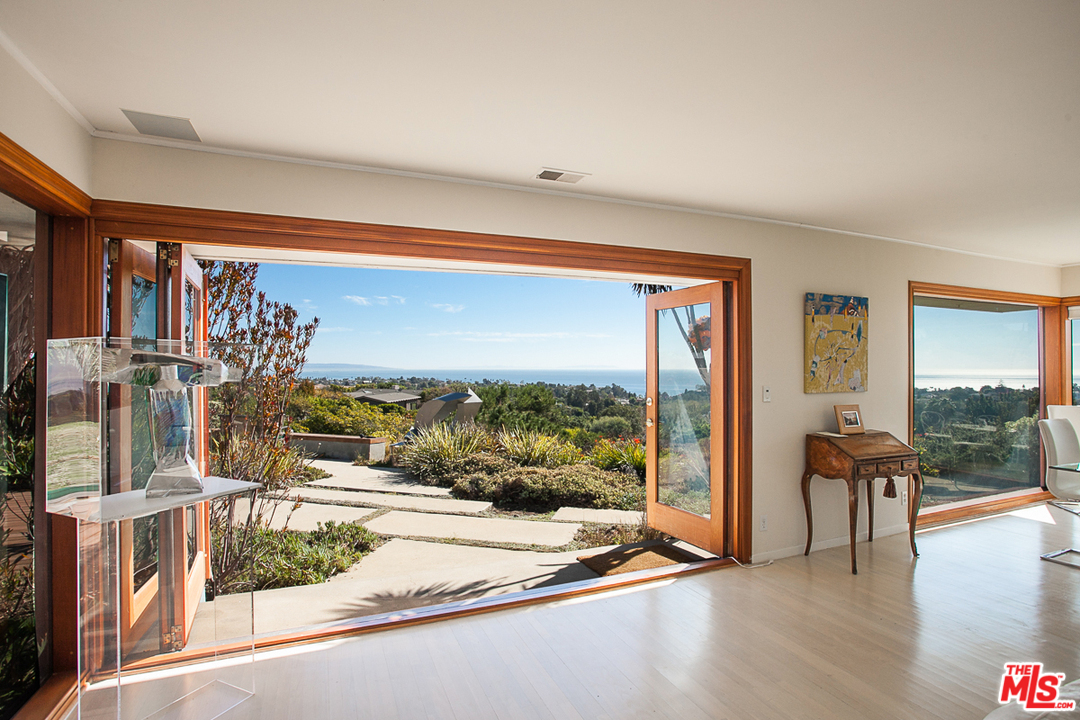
[1,1,1078,265]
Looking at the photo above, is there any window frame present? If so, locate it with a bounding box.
[909,282,1063,523]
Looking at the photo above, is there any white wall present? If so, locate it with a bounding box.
[0,44,92,194]
[91,137,1062,561]
[1062,266,1080,297]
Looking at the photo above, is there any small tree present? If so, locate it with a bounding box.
[199,260,320,594]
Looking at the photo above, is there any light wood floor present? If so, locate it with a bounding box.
[123,503,1080,720]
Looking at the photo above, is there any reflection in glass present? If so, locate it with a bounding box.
[913,298,1040,508]
[130,278,159,592]
[656,302,712,516]
[1072,317,1080,405]
[0,190,39,719]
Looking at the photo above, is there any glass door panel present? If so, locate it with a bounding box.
[646,282,727,555]
[657,301,712,517]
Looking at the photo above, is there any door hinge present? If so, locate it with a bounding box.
[108,240,119,263]
[159,245,180,267]
[162,624,184,652]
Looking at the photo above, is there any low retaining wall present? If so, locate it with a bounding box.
[289,433,388,462]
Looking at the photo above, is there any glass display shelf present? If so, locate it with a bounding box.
[46,338,260,720]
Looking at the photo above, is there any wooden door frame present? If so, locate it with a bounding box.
[0,129,753,709]
[89,200,755,562]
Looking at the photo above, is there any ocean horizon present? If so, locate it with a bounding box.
[301,366,683,396]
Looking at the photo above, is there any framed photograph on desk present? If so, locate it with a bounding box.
[834,404,864,435]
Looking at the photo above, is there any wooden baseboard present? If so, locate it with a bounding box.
[917,490,1052,529]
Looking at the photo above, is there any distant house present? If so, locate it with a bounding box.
[346,388,422,411]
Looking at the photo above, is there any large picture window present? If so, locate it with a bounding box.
[912,294,1042,508]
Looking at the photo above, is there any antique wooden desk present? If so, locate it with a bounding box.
[801,430,923,574]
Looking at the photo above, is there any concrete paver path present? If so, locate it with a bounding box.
[552,507,645,525]
[264,502,378,532]
[279,487,491,514]
[365,510,580,547]
[308,460,451,497]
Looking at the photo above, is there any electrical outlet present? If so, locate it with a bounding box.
[760,515,767,532]
[762,386,771,403]
[901,491,908,506]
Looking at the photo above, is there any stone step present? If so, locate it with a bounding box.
[552,507,645,525]
[265,502,378,532]
[308,460,450,497]
[363,510,580,548]
[278,487,491,515]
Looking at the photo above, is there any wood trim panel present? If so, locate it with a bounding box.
[90,200,750,280]
[1060,296,1080,307]
[916,490,1052,529]
[10,670,78,720]
[909,281,1061,308]
[0,132,91,217]
[1042,303,1066,408]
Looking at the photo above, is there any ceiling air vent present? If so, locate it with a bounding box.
[536,167,589,184]
[121,109,201,142]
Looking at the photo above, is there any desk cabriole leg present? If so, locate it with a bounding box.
[802,470,814,556]
[847,479,859,574]
[867,478,875,542]
[908,472,922,558]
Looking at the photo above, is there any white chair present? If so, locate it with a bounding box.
[1047,404,1080,444]
[1037,418,1080,567]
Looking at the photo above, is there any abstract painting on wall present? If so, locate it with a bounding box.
[804,293,867,393]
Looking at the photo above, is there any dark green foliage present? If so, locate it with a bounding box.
[912,384,1041,505]
[588,415,632,438]
[1,359,37,720]
[214,521,381,593]
[0,560,36,720]
[475,384,564,434]
[452,464,644,512]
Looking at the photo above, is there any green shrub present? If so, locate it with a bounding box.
[292,396,414,441]
[399,423,495,484]
[589,438,646,480]
[588,415,633,438]
[495,428,582,468]
[451,464,644,512]
[214,520,381,594]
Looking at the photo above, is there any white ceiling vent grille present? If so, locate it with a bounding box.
[536,167,589,184]
[122,109,201,142]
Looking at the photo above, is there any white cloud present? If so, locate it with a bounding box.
[391,295,406,304]
[430,303,465,313]
[317,327,354,333]
[343,295,372,306]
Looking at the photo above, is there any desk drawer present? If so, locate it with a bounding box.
[877,461,900,476]
[856,463,877,477]
[901,458,918,472]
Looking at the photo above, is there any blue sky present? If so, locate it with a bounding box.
[913,305,1039,384]
[255,264,648,369]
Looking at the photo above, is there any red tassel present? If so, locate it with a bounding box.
[883,478,897,499]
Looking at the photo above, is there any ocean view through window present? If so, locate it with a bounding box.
[913,295,1042,508]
